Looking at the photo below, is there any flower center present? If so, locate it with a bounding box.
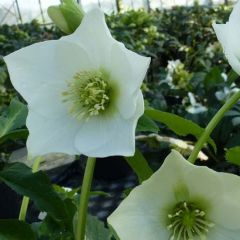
[167,202,214,240]
[63,70,110,120]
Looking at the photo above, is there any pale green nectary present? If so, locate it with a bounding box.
[213,0,240,75]
[4,8,150,158]
[108,150,240,240]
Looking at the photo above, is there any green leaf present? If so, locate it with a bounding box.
[125,149,153,183]
[226,135,240,148]
[37,214,74,240]
[136,114,159,133]
[227,69,239,86]
[145,109,216,152]
[35,199,76,240]
[0,99,27,139]
[0,129,28,144]
[0,163,68,220]
[203,67,224,90]
[86,215,111,240]
[0,219,36,240]
[226,147,240,166]
[53,184,79,200]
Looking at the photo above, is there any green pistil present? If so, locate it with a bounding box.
[63,70,110,120]
[167,202,214,240]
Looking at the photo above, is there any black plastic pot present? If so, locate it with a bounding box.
[0,183,21,219]
[94,156,132,181]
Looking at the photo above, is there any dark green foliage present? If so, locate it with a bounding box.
[226,146,240,166]
[0,219,36,240]
[85,215,112,240]
[0,163,69,220]
[125,148,153,183]
[0,99,27,140]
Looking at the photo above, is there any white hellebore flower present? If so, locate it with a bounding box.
[213,0,240,75]
[108,150,240,240]
[4,8,150,157]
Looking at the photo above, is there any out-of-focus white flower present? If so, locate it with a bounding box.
[108,150,240,240]
[206,42,222,59]
[4,8,150,158]
[215,73,240,101]
[165,60,192,90]
[38,212,47,220]
[213,1,240,75]
[166,60,182,80]
[187,92,207,114]
[164,60,181,85]
[215,85,240,101]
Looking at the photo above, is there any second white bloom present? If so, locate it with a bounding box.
[108,151,240,240]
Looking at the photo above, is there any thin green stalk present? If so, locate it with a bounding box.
[18,195,30,222]
[188,91,240,164]
[75,157,96,240]
[18,156,42,221]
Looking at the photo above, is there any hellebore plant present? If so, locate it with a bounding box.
[108,150,240,240]
[2,1,240,240]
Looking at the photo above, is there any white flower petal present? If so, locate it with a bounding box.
[27,110,80,156]
[109,215,168,240]
[183,165,223,210]
[213,1,240,74]
[28,82,68,119]
[208,225,240,240]
[56,40,96,73]
[109,42,150,94]
[124,45,151,90]
[74,91,144,157]
[209,171,240,229]
[4,41,60,101]
[156,150,217,204]
[229,0,240,24]
[109,43,150,119]
[213,23,229,51]
[213,23,240,75]
[61,8,116,68]
[108,174,171,239]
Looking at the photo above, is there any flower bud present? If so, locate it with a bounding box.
[48,0,84,34]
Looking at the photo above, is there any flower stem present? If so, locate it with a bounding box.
[75,157,96,240]
[18,156,42,221]
[188,91,240,164]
